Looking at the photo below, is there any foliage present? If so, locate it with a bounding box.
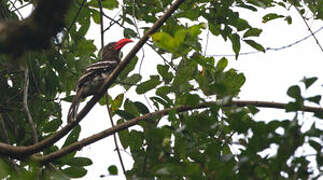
[0,0,322,179]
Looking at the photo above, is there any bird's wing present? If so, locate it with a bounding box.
[67,60,118,123]
[76,61,118,89]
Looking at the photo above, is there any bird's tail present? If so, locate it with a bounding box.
[67,90,83,123]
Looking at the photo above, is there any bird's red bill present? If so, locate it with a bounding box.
[114,38,133,50]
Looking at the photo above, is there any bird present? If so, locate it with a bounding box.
[67,38,133,123]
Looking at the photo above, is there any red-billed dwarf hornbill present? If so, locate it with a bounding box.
[67,38,133,123]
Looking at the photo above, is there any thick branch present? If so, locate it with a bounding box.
[36,100,323,163]
[0,0,72,55]
[0,0,185,159]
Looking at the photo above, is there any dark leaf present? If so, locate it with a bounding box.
[62,166,87,178]
[244,39,265,52]
[301,77,317,89]
[124,28,137,38]
[65,157,93,167]
[42,119,62,133]
[108,165,118,175]
[229,33,241,59]
[136,75,161,94]
[306,95,321,104]
[262,13,284,23]
[215,57,228,72]
[287,85,302,99]
[62,125,81,148]
[243,28,262,38]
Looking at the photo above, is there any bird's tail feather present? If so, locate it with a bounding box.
[67,89,83,123]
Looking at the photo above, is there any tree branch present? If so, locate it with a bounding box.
[0,0,72,55]
[35,100,323,163]
[0,0,185,159]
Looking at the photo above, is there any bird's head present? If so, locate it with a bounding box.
[102,38,133,62]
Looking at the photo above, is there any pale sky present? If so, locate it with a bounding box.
[17,2,323,179]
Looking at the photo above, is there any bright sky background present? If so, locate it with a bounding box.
[18,2,323,179]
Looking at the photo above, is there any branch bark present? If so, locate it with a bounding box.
[36,100,323,163]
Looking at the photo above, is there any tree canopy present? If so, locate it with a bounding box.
[0,0,322,179]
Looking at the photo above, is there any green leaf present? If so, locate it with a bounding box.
[156,86,171,97]
[306,95,321,104]
[284,15,292,24]
[301,77,317,89]
[215,57,228,72]
[124,99,139,116]
[244,39,265,52]
[114,110,135,120]
[173,60,196,90]
[98,95,107,105]
[88,0,118,10]
[285,101,303,112]
[65,157,93,167]
[90,9,100,24]
[134,101,149,114]
[235,18,250,31]
[243,28,263,38]
[157,64,173,84]
[111,94,124,113]
[247,105,260,115]
[62,95,74,102]
[229,33,241,59]
[108,165,118,175]
[187,23,205,37]
[63,166,87,178]
[262,13,284,23]
[124,28,137,38]
[118,56,138,80]
[152,32,176,51]
[136,75,161,94]
[128,130,143,151]
[209,24,220,36]
[287,85,302,99]
[63,125,81,148]
[121,73,142,90]
[42,118,62,133]
[117,119,129,148]
[174,29,187,46]
[185,93,200,106]
[314,111,323,119]
[308,140,321,152]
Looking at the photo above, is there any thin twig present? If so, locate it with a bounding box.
[103,12,127,29]
[105,94,126,175]
[98,0,104,49]
[12,2,32,12]
[204,29,209,56]
[293,5,323,52]
[146,43,176,71]
[23,67,38,143]
[208,26,323,57]
[8,0,23,19]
